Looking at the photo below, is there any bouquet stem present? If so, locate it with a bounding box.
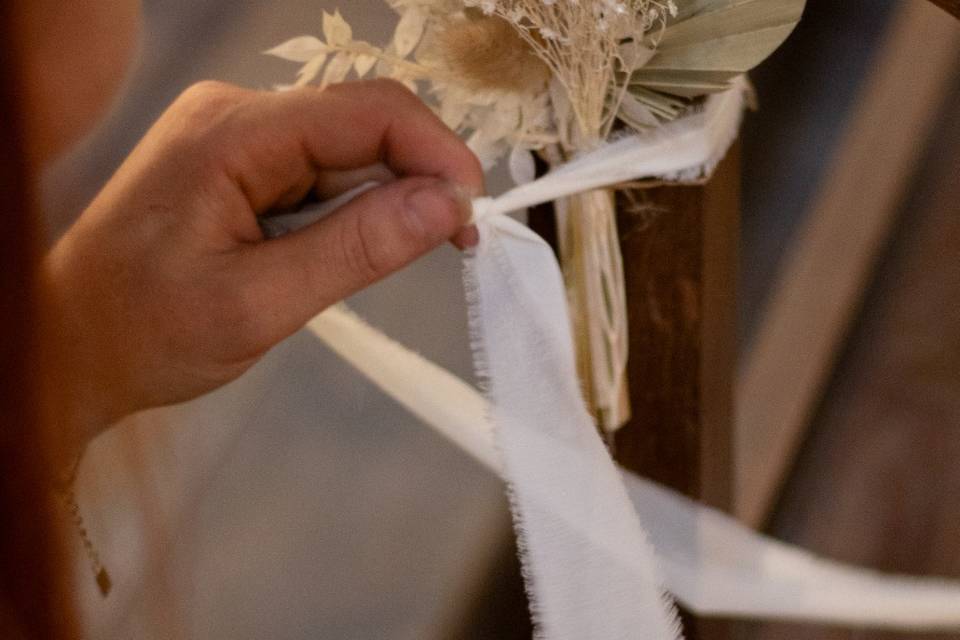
[555,189,632,436]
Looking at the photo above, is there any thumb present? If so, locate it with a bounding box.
[238,176,473,341]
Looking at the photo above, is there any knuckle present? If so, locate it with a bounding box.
[174,81,246,124]
[180,80,236,102]
[165,81,253,172]
[339,212,383,284]
[368,77,415,98]
[347,77,419,106]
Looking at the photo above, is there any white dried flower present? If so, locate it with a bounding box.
[270,0,675,168]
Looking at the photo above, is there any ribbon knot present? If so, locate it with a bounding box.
[470,196,496,225]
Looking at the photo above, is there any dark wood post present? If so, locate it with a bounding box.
[927,0,960,19]
[612,143,740,638]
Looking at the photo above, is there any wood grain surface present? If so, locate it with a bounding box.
[613,146,739,511]
[735,1,960,526]
[612,145,741,639]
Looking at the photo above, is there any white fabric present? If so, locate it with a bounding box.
[308,81,960,637]
[463,215,682,639]
[464,84,744,639]
[469,81,745,224]
[309,305,960,631]
[309,91,755,635]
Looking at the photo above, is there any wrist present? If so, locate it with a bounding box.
[40,238,129,458]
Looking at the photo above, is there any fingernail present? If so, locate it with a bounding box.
[448,182,486,221]
[449,183,488,228]
[405,180,473,240]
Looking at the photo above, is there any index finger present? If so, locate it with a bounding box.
[297,79,484,187]
[220,80,485,213]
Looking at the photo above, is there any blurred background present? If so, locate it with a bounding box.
[51,0,960,638]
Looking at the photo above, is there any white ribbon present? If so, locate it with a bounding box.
[469,82,744,225]
[463,213,683,638]
[304,81,960,637]
[309,305,960,632]
[463,83,744,639]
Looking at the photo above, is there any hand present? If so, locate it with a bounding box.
[43,79,484,442]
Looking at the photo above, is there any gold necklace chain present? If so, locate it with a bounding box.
[58,454,112,597]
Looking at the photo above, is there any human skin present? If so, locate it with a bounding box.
[13,2,484,452]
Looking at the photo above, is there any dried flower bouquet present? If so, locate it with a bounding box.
[269,0,804,432]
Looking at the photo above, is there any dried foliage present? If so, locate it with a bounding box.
[267,0,805,173]
[267,2,675,170]
[464,0,677,145]
[268,0,805,173]
[422,14,550,95]
[265,0,805,433]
